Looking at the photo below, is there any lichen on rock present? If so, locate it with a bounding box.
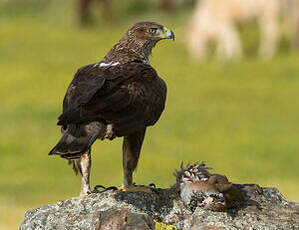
[19,163,298,229]
[19,184,298,230]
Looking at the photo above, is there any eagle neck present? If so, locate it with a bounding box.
[103,36,156,65]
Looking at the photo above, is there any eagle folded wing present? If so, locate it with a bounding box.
[57,61,166,136]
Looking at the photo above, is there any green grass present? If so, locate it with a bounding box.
[1,0,299,229]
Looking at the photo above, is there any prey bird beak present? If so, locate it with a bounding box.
[155,27,175,41]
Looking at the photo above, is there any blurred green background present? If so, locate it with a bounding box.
[0,0,298,229]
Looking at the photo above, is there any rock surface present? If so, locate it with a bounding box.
[19,184,298,230]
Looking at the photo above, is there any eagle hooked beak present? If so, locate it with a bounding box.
[155,27,175,41]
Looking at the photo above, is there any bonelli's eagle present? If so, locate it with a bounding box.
[49,22,175,195]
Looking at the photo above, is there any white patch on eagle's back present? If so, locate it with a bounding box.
[98,61,120,67]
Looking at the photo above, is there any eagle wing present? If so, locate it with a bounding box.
[58,61,167,136]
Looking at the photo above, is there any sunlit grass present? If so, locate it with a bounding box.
[1,0,299,229]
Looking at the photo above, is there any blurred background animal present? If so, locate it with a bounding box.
[186,0,298,60]
[77,0,174,25]
[158,0,173,12]
[290,0,299,49]
[78,0,111,24]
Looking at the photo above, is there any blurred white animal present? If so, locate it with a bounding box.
[290,0,299,49]
[281,0,299,49]
[186,0,281,59]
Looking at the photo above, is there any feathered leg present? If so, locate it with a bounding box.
[80,149,92,196]
[68,149,92,196]
[122,128,151,192]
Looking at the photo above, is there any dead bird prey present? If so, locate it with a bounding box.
[49,22,175,196]
[172,162,244,212]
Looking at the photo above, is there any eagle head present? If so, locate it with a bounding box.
[127,21,175,43]
[105,22,175,64]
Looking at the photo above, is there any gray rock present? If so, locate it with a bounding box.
[19,185,299,230]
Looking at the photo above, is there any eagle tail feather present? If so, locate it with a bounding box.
[49,121,105,159]
[68,159,82,176]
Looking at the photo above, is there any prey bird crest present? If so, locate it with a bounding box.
[49,22,175,196]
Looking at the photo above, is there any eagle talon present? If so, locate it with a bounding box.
[119,185,153,193]
[80,191,91,197]
[149,183,156,188]
[93,185,118,193]
[93,185,106,192]
[104,186,118,191]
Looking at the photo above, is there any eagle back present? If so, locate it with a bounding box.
[58,61,167,136]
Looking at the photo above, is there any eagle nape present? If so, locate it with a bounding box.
[49,22,174,196]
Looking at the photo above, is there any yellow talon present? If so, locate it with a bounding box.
[119,185,152,193]
[80,192,89,197]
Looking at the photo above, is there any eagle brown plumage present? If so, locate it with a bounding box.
[49,22,175,195]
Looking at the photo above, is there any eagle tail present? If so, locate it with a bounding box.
[68,158,82,176]
[49,121,105,159]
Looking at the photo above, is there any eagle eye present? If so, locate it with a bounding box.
[148,28,157,34]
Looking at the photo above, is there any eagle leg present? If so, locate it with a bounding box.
[79,149,92,196]
[122,128,152,192]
